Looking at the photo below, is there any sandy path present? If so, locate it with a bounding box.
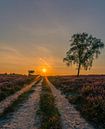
[46,77,94,129]
[0,80,42,129]
[0,76,40,115]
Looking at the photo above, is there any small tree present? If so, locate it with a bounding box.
[28,70,35,76]
[63,32,104,76]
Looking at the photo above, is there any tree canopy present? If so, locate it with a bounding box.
[63,32,104,76]
[28,70,35,76]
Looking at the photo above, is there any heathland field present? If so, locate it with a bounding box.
[0,74,36,101]
[0,74,105,129]
[48,75,105,129]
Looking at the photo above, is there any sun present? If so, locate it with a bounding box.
[42,68,47,73]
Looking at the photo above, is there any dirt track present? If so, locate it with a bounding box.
[46,77,94,129]
[0,79,42,129]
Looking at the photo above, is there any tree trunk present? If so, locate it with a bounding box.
[77,63,81,77]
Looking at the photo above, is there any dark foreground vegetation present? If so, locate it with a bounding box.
[0,87,34,118]
[38,78,61,129]
[48,75,105,129]
[0,76,41,122]
[0,74,36,101]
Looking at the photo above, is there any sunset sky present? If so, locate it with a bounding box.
[0,0,105,75]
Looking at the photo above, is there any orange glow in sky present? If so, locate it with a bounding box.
[0,1,105,75]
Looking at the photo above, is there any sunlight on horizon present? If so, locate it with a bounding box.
[0,1,105,75]
[42,68,47,73]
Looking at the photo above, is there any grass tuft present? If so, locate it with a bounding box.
[38,78,62,129]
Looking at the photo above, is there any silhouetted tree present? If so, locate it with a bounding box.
[28,70,35,76]
[63,33,104,76]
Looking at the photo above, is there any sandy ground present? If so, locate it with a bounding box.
[0,76,40,115]
[0,80,42,129]
[46,77,94,129]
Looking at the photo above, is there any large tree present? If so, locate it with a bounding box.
[63,33,104,76]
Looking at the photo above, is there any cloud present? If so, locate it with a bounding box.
[0,46,18,54]
[0,45,28,65]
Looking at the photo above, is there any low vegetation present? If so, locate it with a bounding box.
[49,75,105,129]
[38,78,61,129]
[0,89,34,118]
[0,74,36,101]
[0,80,38,118]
